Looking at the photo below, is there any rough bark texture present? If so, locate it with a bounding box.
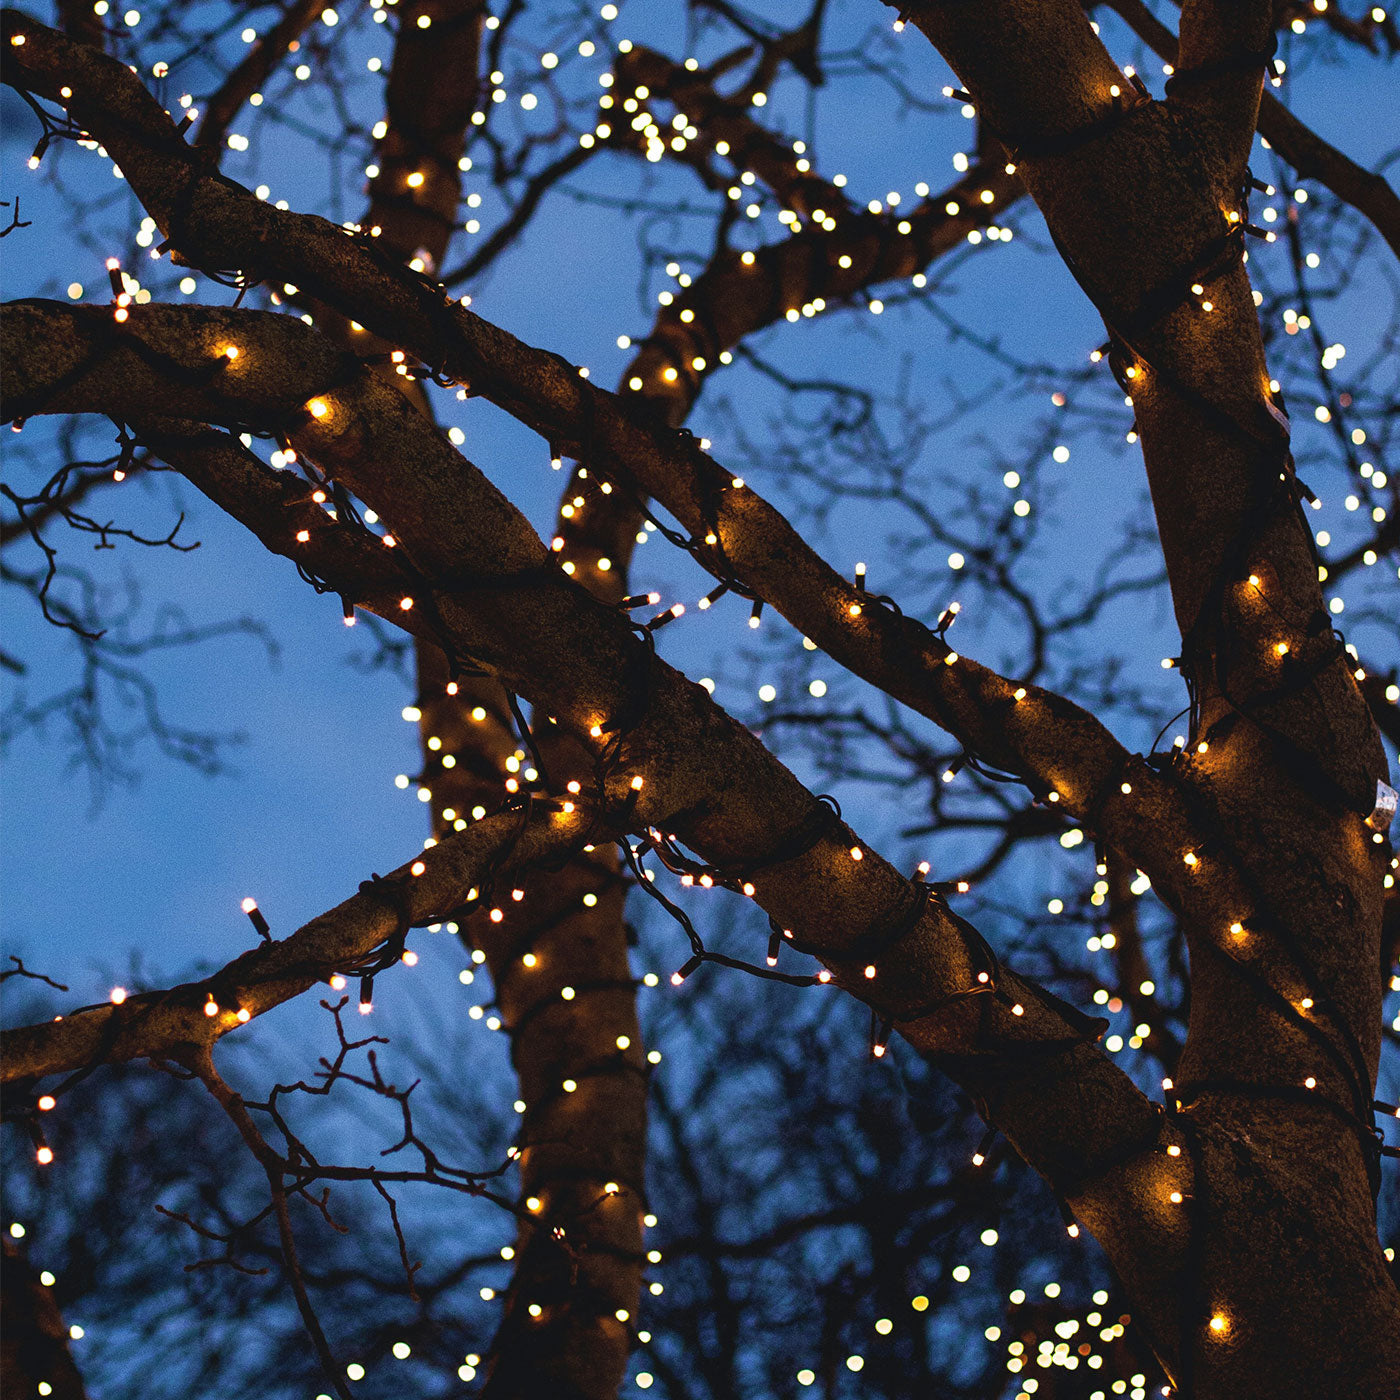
[903,1,1399,1394]
[1104,0,1400,261]
[456,65,1030,1396]
[292,8,648,1391]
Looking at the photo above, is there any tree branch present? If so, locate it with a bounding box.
[1103,0,1400,261]
[193,0,325,155]
[2,800,586,1085]
[1172,0,1273,172]
[0,13,1195,909]
[1,1237,89,1400]
[894,2,1398,1389]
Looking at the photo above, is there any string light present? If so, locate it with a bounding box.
[8,18,1392,1394]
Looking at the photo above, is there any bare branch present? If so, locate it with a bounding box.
[194,0,325,155]
[2,801,588,1085]
[1,956,69,991]
[0,307,1183,1329]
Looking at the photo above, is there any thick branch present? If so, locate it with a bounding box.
[1103,0,1400,260]
[896,2,1397,1392]
[593,158,1022,431]
[332,11,644,1397]
[1173,0,1273,172]
[1,1238,88,1400]
[360,0,484,273]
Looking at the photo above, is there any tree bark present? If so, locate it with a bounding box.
[900,1,1399,1393]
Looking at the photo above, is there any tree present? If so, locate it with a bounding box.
[2,2,1398,1399]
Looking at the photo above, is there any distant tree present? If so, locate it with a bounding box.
[2,3,1398,1400]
